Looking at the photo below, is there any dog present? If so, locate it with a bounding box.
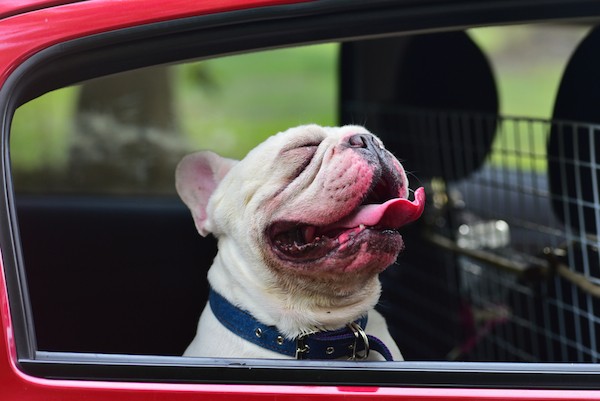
[176,124,425,360]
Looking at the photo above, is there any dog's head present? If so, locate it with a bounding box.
[176,124,424,297]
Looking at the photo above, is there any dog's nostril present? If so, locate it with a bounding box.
[348,134,368,148]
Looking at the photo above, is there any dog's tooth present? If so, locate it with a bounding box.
[359,224,365,230]
[303,226,316,243]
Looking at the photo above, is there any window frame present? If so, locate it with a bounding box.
[4,0,600,388]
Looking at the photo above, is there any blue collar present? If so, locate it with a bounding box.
[209,287,393,361]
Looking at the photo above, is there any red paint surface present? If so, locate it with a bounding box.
[2,1,600,399]
[0,1,78,19]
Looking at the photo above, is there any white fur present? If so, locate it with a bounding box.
[177,124,405,361]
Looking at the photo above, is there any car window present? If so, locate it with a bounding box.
[7,19,600,388]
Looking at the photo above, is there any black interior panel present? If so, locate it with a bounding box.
[17,195,215,355]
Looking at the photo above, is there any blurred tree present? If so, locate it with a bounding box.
[69,66,188,194]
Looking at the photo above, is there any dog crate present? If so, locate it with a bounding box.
[402,110,600,363]
[341,27,600,363]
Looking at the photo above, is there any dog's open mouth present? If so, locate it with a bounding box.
[269,184,425,262]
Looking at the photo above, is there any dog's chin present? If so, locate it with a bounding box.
[267,223,403,273]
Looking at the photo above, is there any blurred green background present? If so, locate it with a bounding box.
[11,43,338,175]
[10,24,590,184]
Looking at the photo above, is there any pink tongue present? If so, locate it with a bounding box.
[334,187,425,229]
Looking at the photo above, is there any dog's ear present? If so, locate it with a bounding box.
[176,151,238,236]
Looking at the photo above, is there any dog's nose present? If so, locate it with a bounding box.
[347,133,388,160]
[348,134,369,148]
[348,134,382,153]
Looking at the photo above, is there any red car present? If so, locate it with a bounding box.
[4,0,600,399]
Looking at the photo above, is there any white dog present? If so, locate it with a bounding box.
[176,124,425,361]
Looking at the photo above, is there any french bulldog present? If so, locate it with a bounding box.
[176,124,425,360]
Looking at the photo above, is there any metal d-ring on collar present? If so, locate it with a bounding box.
[209,287,394,361]
[348,321,370,360]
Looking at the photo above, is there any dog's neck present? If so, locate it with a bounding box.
[207,237,382,339]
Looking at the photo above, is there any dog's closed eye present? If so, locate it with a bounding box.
[284,143,321,179]
[283,141,321,153]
